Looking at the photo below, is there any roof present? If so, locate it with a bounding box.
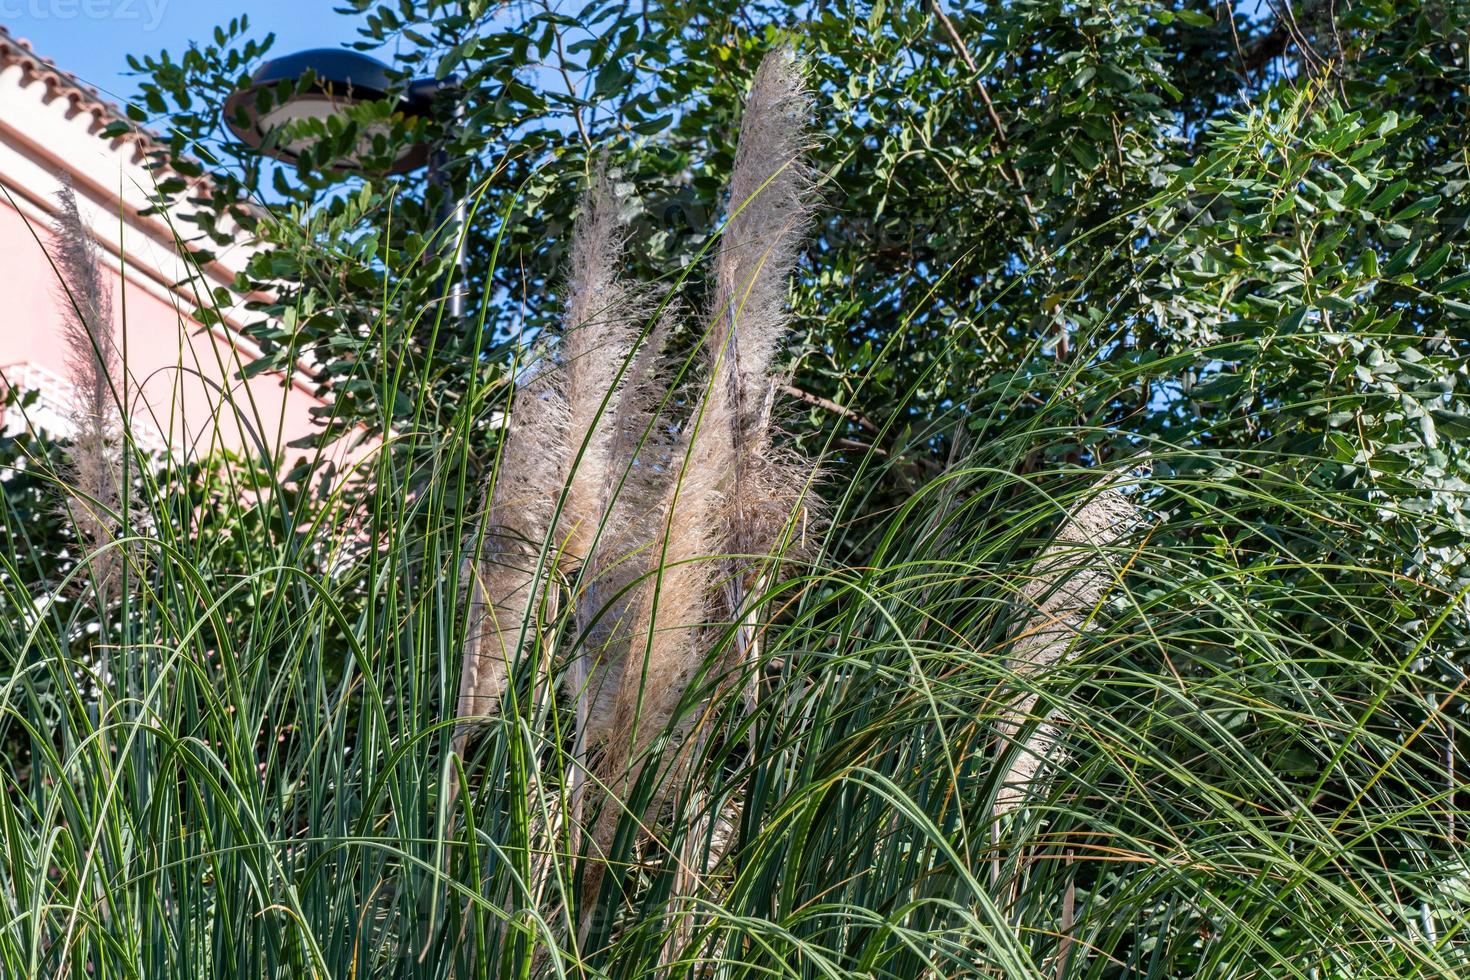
[0,26,171,173]
[0,25,269,233]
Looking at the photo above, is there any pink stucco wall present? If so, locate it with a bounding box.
[0,194,351,468]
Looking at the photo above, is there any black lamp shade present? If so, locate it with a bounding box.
[224,49,435,173]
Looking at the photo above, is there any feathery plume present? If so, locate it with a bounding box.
[450,53,821,941]
[52,179,123,611]
[577,305,680,747]
[552,172,674,846]
[994,485,1139,815]
[452,173,671,775]
[580,45,818,929]
[706,46,818,579]
[452,363,568,755]
[556,172,645,568]
[578,405,725,918]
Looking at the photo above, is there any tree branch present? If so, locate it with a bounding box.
[782,383,880,434]
[926,0,1041,231]
[1243,0,1328,74]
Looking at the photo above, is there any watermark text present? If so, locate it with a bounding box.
[0,0,168,32]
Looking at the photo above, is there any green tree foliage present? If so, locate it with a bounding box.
[119,1,1215,444]
[120,0,1470,667]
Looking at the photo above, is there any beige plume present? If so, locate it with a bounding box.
[52,179,125,617]
[994,485,1139,815]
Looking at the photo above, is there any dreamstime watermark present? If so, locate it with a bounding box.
[0,0,168,31]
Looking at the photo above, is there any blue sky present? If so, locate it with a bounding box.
[9,1,1278,115]
[2,2,367,110]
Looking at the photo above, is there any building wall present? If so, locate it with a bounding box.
[0,196,333,464]
[0,31,360,473]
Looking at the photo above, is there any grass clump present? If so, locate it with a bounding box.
[0,42,1466,980]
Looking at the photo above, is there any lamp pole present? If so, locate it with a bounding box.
[418,77,467,322]
[224,49,468,322]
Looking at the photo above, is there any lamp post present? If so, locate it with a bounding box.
[223,49,466,320]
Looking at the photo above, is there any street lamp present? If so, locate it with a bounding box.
[223,48,466,318]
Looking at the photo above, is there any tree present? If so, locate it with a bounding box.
[119,0,1470,662]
